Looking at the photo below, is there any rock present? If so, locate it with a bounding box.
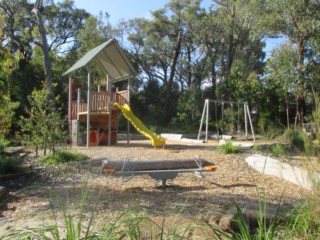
[0,186,8,201]
[216,201,292,233]
[218,205,240,232]
[245,154,320,190]
[241,201,288,229]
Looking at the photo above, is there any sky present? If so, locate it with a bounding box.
[67,0,213,24]
[56,0,286,56]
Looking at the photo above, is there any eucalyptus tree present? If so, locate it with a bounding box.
[254,0,320,127]
[32,0,54,99]
[43,0,90,54]
[0,0,91,135]
[200,0,265,100]
[265,44,298,128]
[0,0,34,67]
[0,22,19,139]
[125,0,206,124]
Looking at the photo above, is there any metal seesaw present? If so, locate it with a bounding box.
[101,157,217,187]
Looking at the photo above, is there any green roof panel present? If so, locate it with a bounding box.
[62,38,136,82]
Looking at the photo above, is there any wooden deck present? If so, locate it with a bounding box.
[71,90,128,120]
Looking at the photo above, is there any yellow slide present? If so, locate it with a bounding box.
[114,103,165,147]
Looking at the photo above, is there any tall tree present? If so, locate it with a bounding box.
[0,0,34,67]
[125,0,205,124]
[255,0,320,127]
[265,44,298,128]
[32,0,54,101]
[199,0,265,100]
[0,21,19,138]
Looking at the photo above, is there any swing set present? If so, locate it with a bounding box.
[197,99,255,142]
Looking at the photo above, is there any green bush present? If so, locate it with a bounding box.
[217,141,240,154]
[285,129,305,151]
[269,144,287,157]
[38,150,88,166]
[284,129,317,155]
[0,139,11,153]
[0,155,25,175]
[284,201,320,239]
[252,144,260,153]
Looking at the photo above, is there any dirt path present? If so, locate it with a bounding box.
[0,139,309,235]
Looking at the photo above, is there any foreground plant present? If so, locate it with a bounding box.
[1,180,100,240]
[283,200,320,239]
[1,180,192,240]
[217,141,240,154]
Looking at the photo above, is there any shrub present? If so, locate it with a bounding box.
[284,200,320,239]
[217,141,240,154]
[269,144,287,157]
[284,129,305,151]
[284,129,317,155]
[19,83,68,156]
[0,139,11,153]
[252,144,260,153]
[38,150,88,166]
[0,155,25,175]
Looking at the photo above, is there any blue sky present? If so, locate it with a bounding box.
[68,0,212,24]
[56,0,285,55]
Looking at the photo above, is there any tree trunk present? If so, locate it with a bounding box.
[294,37,305,128]
[311,83,319,111]
[164,31,182,124]
[32,7,55,103]
[186,46,192,87]
[286,98,290,129]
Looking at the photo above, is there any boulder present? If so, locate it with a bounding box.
[245,154,320,190]
[215,201,292,233]
[218,205,240,232]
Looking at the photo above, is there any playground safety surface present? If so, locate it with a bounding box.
[0,138,310,234]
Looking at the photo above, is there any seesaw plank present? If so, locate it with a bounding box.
[102,159,213,172]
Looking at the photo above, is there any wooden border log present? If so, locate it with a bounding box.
[101,159,214,172]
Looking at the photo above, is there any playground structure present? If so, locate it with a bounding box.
[197,99,255,142]
[63,38,165,147]
[101,157,217,187]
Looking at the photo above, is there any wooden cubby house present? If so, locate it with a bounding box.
[63,38,137,147]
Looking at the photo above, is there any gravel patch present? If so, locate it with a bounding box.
[0,139,310,235]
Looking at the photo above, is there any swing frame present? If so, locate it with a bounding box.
[197,99,255,142]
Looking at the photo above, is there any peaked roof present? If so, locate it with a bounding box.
[62,38,137,82]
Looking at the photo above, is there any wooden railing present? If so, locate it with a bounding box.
[71,90,129,120]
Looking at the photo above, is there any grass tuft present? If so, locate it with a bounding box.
[217,141,240,154]
[268,144,287,157]
[38,149,88,166]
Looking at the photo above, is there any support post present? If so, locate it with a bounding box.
[86,70,91,148]
[107,74,112,146]
[205,100,209,143]
[68,77,72,147]
[197,99,207,140]
[244,102,248,140]
[77,89,80,120]
[127,72,131,145]
[246,103,256,141]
